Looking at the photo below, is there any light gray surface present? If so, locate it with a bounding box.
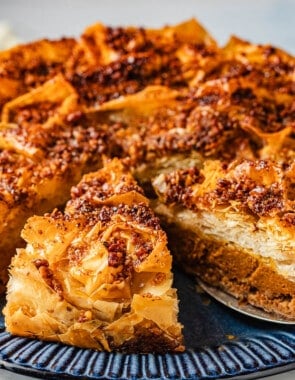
[0,0,294,379]
[0,0,295,53]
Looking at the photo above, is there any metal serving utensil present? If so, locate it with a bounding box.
[197,279,295,325]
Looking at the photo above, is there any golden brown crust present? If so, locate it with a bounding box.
[207,36,295,96]
[0,38,76,109]
[155,158,295,221]
[66,19,217,108]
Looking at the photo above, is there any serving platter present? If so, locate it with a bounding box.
[1,268,295,380]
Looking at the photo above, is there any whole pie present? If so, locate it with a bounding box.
[2,18,295,352]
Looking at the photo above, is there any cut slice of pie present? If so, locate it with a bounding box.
[4,159,184,353]
[152,158,295,319]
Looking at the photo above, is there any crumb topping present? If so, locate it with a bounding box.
[157,159,294,219]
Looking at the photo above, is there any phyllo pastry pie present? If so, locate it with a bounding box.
[4,159,184,353]
[1,16,295,342]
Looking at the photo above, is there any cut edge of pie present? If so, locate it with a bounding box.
[152,159,295,320]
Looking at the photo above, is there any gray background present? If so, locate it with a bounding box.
[0,0,295,53]
[0,0,295,379]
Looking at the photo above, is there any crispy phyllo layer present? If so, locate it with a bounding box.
[66,19,218,108]
[4,159,184,353]
[0,38,76,109]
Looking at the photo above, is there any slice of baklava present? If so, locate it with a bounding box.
[153,158,295,319]
[4,159,184,353]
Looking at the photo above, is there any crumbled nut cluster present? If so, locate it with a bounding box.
[33,258,63,299]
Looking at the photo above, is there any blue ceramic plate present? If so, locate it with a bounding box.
[0,268,295,380]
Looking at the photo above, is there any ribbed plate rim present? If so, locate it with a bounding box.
[0,330,295,380]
